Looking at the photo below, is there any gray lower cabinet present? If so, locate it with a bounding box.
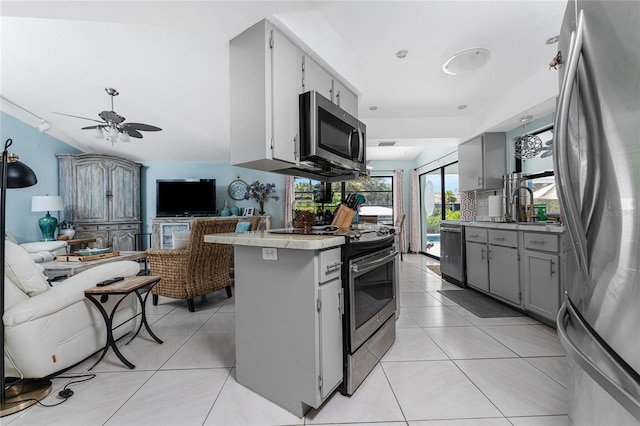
[234,245,343,417]
[465,241,489,292]
[488,244,520,305]
[522,231,563,323]
[465,227,521,308]
[58,154,141,251]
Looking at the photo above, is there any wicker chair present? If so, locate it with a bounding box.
[147,217,258,312]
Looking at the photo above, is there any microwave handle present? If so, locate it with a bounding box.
[356,128,364,162]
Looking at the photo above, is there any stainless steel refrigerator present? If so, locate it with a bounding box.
[554,1,640,424]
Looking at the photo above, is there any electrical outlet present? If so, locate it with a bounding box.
[262,248,278,261]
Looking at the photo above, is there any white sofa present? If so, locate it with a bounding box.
[5,228,69,263]
[3,241,141,379]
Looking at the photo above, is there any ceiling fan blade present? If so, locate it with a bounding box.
[81,125,106,130]
[123,123,162,132]
[52,111,105,123]
[99,110,125,124]
[126,129,144,138]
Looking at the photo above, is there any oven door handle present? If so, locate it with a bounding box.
[351,250,398,274]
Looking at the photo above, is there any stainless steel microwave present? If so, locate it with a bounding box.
[299,91,366,174]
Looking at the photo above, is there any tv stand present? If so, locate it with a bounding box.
[151,216,271,249]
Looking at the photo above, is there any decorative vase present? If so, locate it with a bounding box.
[60,229,76,239]
[259,201,265,216]
[230,206,241,216]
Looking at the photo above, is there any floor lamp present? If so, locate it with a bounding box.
[1,138,47,417]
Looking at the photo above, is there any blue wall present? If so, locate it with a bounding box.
[1,112,81,243]
[139,162,286,235]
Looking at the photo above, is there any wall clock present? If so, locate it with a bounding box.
[228,178,248,200]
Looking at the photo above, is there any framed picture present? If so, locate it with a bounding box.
[242,207,255,216]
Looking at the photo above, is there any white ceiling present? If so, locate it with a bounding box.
[0,1,567,162]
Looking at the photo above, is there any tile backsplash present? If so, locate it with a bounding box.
[461,190,502,221]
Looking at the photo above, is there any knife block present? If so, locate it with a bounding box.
[331,204,356,228]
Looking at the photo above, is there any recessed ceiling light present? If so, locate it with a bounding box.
[443,48,491,75]
[370,106,378,111]
[545,35,560,45]
[396,49,408,59]
[458,105,467,110]
[519,115,534,123]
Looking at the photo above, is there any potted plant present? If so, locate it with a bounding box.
[58,220,76,239]
[244,181,280,215]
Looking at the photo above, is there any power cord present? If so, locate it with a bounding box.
[3,374,96,409]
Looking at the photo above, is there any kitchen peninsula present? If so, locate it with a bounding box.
[204,231,346,417]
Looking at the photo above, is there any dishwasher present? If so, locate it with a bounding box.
[439,223,465,287]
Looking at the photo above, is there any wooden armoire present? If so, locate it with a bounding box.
[57,153,141,251]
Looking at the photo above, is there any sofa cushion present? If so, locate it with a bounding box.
[4,241,50,296]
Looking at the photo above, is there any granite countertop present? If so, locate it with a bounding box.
[443,220,565,233]
[204,230,346,250]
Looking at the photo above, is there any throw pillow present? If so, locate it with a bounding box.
[235,222,251,233]
[172,231,191,249]
[4,240,50,296]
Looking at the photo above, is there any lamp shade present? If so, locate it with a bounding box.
[31,195,63,212]
[6,160,38,188]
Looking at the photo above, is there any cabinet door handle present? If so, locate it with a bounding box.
[325,261,343,273]
[530,240,545,245]
[550,260,555,276]
[480,248,485,261]
[336,90,341,107]
[477,177,482,186]
[493,236,505,241]
[338,288,344,315]
[106,190,113,198]
[486,248,492,261]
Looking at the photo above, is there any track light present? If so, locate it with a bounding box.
[0,95,54,133]
[37,120,51,133]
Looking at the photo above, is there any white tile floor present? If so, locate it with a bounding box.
[5,254,568,426]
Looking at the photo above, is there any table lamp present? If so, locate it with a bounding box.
[31,195,63,241]
[1,138,50,417]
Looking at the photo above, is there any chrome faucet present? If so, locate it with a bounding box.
[510,186,534,222]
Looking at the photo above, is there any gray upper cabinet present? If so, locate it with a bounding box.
[458,132,506,191]
[58,154,141,251]
[230,19,301,169]
[302,55,358,117]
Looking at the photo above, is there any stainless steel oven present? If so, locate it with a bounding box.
[342,233,398,395]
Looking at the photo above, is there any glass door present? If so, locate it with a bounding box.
[420,162,460,259]
[420,170,442,257]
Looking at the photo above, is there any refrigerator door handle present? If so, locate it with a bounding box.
[553,10,590,273]
[557,300,640,421]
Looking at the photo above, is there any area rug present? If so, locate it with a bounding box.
[437,289,526,318]
[427,265,441,276]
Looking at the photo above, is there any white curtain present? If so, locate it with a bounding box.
[409,169,420,253]
[284,176,295,227]
[392,169,405,253]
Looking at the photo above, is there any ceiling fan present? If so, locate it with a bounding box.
[54,87,161,143]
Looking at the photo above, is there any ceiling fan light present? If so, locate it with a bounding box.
[120,131,130,143]
[94,128,104,139]
[109,126,118,138]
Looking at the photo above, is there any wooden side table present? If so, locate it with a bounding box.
[84,275,163,369]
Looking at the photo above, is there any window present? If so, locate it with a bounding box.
[345,176,393,224]
[515,126,559,217]
[293,176,394,225]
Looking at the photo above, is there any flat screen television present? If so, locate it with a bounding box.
[156,179,216,216]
